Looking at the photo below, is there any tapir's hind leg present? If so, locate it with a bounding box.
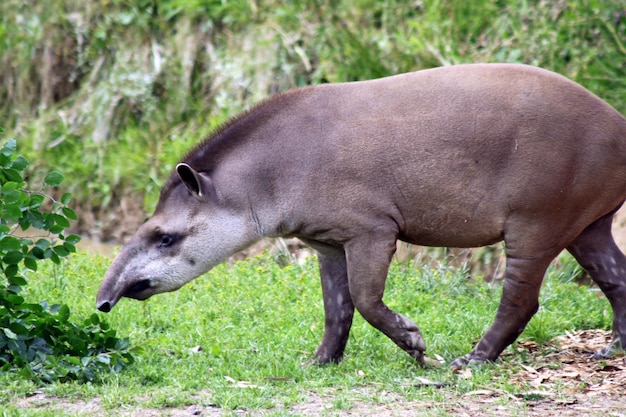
[450,251,555,366]
[566,208,626,358]
[344,233,427,363]
[309,244,355,364]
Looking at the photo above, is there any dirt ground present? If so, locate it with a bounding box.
[9,329,626,416]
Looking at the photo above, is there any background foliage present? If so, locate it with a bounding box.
[0,0,624,241]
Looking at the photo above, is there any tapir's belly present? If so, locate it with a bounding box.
[396,201,507,248]
[384,152,509,248]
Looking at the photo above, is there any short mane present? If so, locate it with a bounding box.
[160,86,315,195]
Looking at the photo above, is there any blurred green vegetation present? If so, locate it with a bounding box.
[0,0,624,240]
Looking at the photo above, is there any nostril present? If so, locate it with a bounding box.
[97,301,112,313]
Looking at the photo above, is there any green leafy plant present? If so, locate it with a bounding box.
[0,137,137,384]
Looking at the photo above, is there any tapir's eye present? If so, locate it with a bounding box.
[158,234,178,248]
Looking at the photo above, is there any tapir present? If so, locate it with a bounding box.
[97,63,626,367]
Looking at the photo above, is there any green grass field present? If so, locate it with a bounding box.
[0,249,612,415]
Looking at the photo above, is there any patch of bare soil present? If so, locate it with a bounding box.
[9,329,626,416]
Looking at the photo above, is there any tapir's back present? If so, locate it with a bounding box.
[263,64,626,247]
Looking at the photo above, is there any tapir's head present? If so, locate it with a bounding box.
[96,163,259,312]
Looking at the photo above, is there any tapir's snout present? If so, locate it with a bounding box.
[96,277,154,312]
[97,300,113,313]
[96,280,122,313]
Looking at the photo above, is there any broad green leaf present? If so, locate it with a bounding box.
[89,314,100,325]
[96,355,111,365]
[9,339,28,359]
[49,252,61,264]
[52,245,70,257]
[44,171,64,187]
[8,275,27,286]
[3,328,17,340]
[58,304,70,323]
[114,338,130,350]
[17,216,31,231]
[4,264,18,278]
[63,242,76,253]
[0,236,22,251]
[35,239,51,249]
[3,250,23,265]
[0,154,9,169]
[61,207,78,221]
[0,139,16,156]
[8,322,28,336]
[11,155,29,171]
[63,234,81,245]
[53,214,71,228]
[2,168,23,183]
[83,367,95,382]
[25,210,45,229]
[48,304,61,314]
[24,256,37,271]
[29,246,45,259]
[66,356,81,366]
[49,225,65,234]
[4,204,22,222]
[60,193,72,205]
[6,293,23,304]
[2,189,21,205]
[2,182,22,205]
[29,194,45,209]
[43,212,55,228]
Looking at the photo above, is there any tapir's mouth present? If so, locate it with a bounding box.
[123,279,153,299]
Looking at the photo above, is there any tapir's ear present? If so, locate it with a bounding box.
[176,163,215,201]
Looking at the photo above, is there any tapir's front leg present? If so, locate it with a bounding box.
[312,245,355,364]
[344,232,427,363]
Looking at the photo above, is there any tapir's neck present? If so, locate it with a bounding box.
[171,89,320,239]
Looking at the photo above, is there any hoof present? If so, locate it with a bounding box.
[301,358,323,367]
[590,344,624,360]
[408,350,440,367]
[590,334,624,360]
[407,349,426,365]
[302,354,342,367]
[421,355,442,367]
[449,354,489,368]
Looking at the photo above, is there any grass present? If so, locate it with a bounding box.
[0,250,612,415]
